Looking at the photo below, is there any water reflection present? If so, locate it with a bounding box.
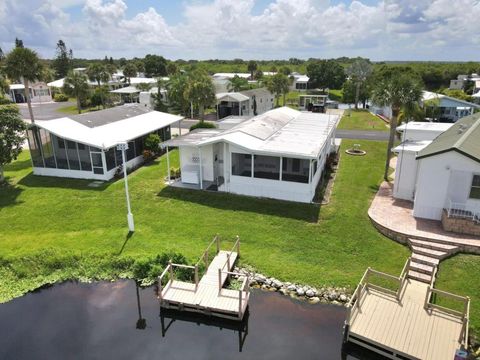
[0,280,382,359]
[160,309,249,352]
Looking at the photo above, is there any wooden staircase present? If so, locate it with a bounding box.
[407,238,459,284]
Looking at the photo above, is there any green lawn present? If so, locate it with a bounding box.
[338,109,389,131]
[0,140,409,299]
[57,104,101,115]
[328,89,343,102]
[435,254,480,337]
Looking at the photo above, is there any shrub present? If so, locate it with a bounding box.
[142,149,154,160]
[169,167,180,178]
[144,133,160,152]
[189,121,216,131]
[54,93,69,102]
[0,97,13,105]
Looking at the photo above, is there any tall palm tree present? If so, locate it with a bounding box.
[86,63,110,86]
[372,73,423,181]
[247,61,257,80]
[347,58,372,110]
[4,47,43,123]
[63,71,90,114]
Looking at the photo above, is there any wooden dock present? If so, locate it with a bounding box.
[344,258,470,360]
[158,236,250,320]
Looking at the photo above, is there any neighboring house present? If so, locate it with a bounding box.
[393,122,454,200]
[212,77,230,94]
[298,94,328,111]
[422,91,479,122]
[216,88,274,119]
[393,114,480,225]
[290,72,309,91]
[212,72,277,80]
[449,74,469,90]
[27,104,182,181]
[162,107,339,203]
[9,82,52,104]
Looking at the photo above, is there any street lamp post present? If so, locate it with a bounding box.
[117,142,134,232]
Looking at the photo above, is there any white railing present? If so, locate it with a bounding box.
[446,199,478,220]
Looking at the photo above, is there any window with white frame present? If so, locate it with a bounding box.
[470,175,480,199]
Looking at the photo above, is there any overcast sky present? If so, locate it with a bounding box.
[1,0,479,61]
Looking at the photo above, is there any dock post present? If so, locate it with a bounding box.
[195,265,199,291]
[218,268,222,294]
[158,276,163,301]
[239,288,242,318]
[169,261,174,282]
[236,235,240,257]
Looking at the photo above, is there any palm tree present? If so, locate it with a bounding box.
[63,71,90,114]
[266,73,290,107]
[4,47,43,123]
[227,75,248,92]
[123,63,137,85]
[347,58,372,110]
[247,61,257,80]
[184,70,215,121]
[372,73,423,181]
[86,63,110,86]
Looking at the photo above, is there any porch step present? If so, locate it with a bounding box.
[408,270,432,284]
[409,239,458,253]
[409,260,434,275]
[411,253,439,267]
[411,246,448,259]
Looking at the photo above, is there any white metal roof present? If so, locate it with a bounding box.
[201,107,339,159]
[163,129,223,147]
[294,74,309,82]
[216,92,249,102]
[397,122,453,132]
[9,84,25,90]
[47,78,65,88]
[129,77,157,85]
[110,86,140,94]
[34,110,183,150]
[393,140,432,153]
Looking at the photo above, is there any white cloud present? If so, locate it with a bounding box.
[0,0,479,60]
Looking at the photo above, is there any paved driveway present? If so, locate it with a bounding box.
[18,101,75,121]
[336,129,389,141]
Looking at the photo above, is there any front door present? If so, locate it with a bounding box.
[90,151,104,175]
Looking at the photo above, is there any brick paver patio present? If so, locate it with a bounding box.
[369,181,480,251]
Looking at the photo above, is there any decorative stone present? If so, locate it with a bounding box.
[287,284,296,291]
[272,279,283,289]
[305,289,315,298]
[308,297,321,304]
[339,294,348,302]
[296,288,305,297]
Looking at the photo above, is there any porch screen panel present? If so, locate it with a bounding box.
[27,129,44,167]
[77,143,92,171]
[134,136,144,156]
[282,157,310,183]
[40,129,56,168]
[231,153,252,177]
[66,140,80,170]
[105,148,116,171]
[51,135,69,169]
[126,141,135,161]
[254,155,280,180]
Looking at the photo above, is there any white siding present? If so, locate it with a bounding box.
[393,151,418,201]
[413,152,480,220]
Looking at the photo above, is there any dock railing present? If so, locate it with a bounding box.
[424,286,470,348]
[218,269,250,318]
[158,261,199,301]
[196,235,221,269]
[346,258,411,326]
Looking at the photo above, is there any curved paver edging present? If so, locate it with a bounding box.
[345,149,366,156]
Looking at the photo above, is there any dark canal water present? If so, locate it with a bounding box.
[0,280,383,360]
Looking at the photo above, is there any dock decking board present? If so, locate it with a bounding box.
[160,245,248,320]
[348,280,464,360]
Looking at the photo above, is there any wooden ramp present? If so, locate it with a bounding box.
[158,236,250,320]
[345,259,470,360]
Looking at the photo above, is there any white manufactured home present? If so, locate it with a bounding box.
[27,104,183,181]
[163,107,339,203]
[393,114,480,221]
